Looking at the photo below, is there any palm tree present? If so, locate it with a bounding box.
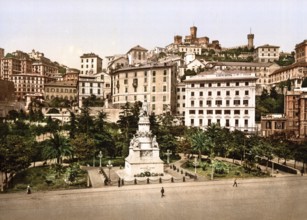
[190,128,206,162]
[43,132,71,164]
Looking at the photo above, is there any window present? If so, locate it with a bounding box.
[144,78,147,83]
[199,110,204,115]
[245,120,248,126]
[234,110,240,115]
[235,91,239,96]
[152,96,155,102]
[226,91,230,96]
[90,89,92,94]
[177,95,180,100]
[208,83,212,87]
[191,101,194,106]
[208,119,212,126]
[163,86,167,92]
[183,95,186,99]
[82,88,85,94]
[245,90,249,96]
[134,87,137,92]
[200,83,204,87]
[217,83,221,87]
[152,104,156,110]
[189,110,196,114]
[163,70,167,75]
[152,86,155,92]
[245,110,248,115]
[199,119,203,126]
[199,100,203,107]
[125,87,128,93]
[124,79,128,84]
[245,82,249,86]
[153,71,156,76]
[226,119,230,127]
[217,119,220,125]
[217,91,221,96]
[226,100,230,106]
[163,96,166,102]
[191,92,195,96]
[134,72,137,77]
[153,77,156,83]
[234,100,240,105]
[224,110,231,115]
[125,73,128,78]
[208,91,212,96]
[134,95,137,101]
[243,100,249,105]
[144,71,147,77]
[191,83,195,88]
[207,100,211,106]
[144,86,147,92]
[236,82,239,86]
[200,91,203,96]
[215,110,222,114]
[98,89,100,94]
[207,110,213,114]
[163,77,167,82]
[191,119,194,126]
[216,100,222,105]
[235,119,239,126]
[226,82,230,87]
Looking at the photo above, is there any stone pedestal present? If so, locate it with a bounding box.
[122,103,164,178]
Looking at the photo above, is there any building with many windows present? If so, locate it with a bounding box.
[295,40,307,63]
[110,63,177,115]
[44,81,78,102]
[254,44,280,63]
[211,61,280,95]
[11,73,54,100]
[80,53,103,75]
[184,70,257,133]
[78,72,105,107]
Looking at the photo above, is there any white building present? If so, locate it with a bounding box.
[80,53,103,75]
[254,44,280,63]
[184,70,257,133]
[78,72,105,107]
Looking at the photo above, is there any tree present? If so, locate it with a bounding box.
[43,132,71,164]
[0,135,32,185]
[189,128,206,162]
[70,133,96,161]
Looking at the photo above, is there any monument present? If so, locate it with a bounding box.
[122,102,164,177]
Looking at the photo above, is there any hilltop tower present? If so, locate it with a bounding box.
[190,26,197,42]
[247,32,254,50]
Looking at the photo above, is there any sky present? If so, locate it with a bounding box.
[1,0,306,69]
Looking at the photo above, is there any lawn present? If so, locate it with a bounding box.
[182,159,270,180]
[6,164,88,193]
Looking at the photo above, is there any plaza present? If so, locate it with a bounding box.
[1,176,306,220]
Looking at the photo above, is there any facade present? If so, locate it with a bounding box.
[111,64,177,115]
[295,40,307,63]
[127,45,148,66]
[106,55,128,73]
[80,53,103,75]
[78,72,105,107]
[269,62,307,90]
[0,57,21,80]
[254,44,280,63]
[63,68,80,82]
[179,45,202,55]
[176,82,186,123]
[11,73,54,100]
[211,61,280,95]
[44,81,78,102]
[184,70,257,133]
[260,114,286,137]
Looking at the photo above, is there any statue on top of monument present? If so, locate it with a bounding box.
[139,102,148,117]
[152,135,159,148]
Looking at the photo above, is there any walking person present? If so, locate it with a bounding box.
[233,178,238,187]
[161,187,165,197]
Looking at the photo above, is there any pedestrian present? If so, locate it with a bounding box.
[161,187,165,197]
[301,168,304,176]
[118,178,121,187]
[26,185,31,194]
[233,178,237,187]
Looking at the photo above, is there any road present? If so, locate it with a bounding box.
[1,176,307,220]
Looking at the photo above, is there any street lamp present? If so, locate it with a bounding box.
[193,157,199,174]
[98,151,103,168]
[106,160,113,184]
[165,149,172,164]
